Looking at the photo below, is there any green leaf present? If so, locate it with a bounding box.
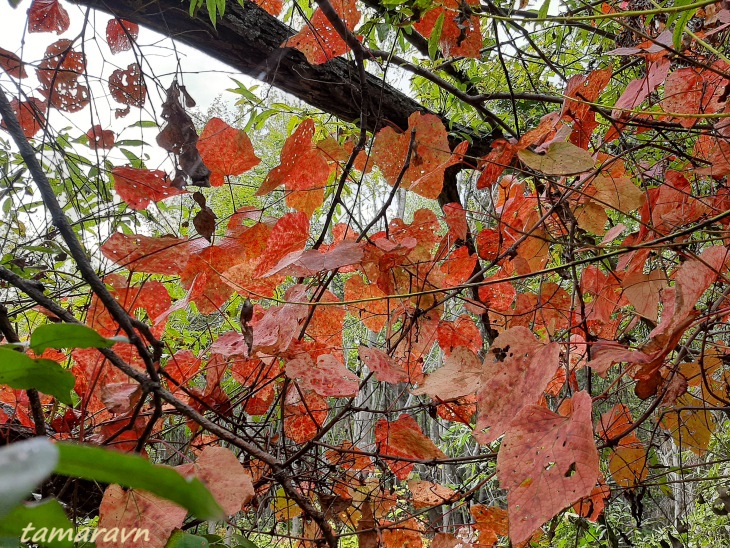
[517,141,595,176]
[167,531,210,548]
[537,0,551,19]
[55,443,224,521]
[0,499,73,548]
[0,348,75,405]
[30,324,116,354]
[672,6,698,49]
[0,439,59,519]
[428,12,445,60]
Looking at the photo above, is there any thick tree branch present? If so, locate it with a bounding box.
[71,0,497,156]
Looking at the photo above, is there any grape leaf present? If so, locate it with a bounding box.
[496,391,600,544]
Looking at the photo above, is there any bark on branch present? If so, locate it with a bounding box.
[72,0,497,156]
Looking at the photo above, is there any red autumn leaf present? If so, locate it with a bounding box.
[371,112,456,199]
[100,382,142,415]
[439,246,477,287]
[106,18,139,54]
[262,241,364,277]
[283,387,328,443]
[253,0,283,15]
[86,125,115,150]
[412,346,482,401]
[662,68,707,128]
[573,479,610,522]
[28,0,70,34]
[197,117,261,187]
[477,139,516,189]
[358,346,409,384]
[109,62,146,109]
[436,315,483,355]
[164,350,201,394]
[443,202,468,241]
[471,504,509,546]
[112,166,187,210]
[286,353,359,397]
[0,97,45,138]
[413,0,482,58]
[374,414,446,480]
[0,47,26,78]
[101,232,193,275]
[474,327,561,444]
[221,223,282,299]
[344,275,389,333]
[256,119,330,216]
[325,441,374,471]
[176,446,255,515]
[496,391,600,544]
[281,0,361,64]
[306,290,347,343]
[98,485,187,548]
[648,245,728,348]
[36,39,89,112]
[86,274,172,339]
[253,212,310,277]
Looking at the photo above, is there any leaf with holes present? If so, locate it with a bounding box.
[109,63,146,111]
[28,0,69,34]
[86,125,115,150]
[112,166,187,210]
[106,18,139,54]
[281,0,361,64]
[496,391,600,544]
[256,118,330,216]
[474,327,560,444]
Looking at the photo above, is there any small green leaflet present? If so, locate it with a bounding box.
[538,0,551,20]
[672,6,698,49]
[30,324,118,354]
[0,348,74,404]
[55,443,224,520]
[428,12,445,60]
[0,439,59,520]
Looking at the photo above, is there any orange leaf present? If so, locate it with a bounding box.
[281,0,361,64]
[176,446,255,515]
[112,166,187,210]
[257,119,330,216]
[101,233,193,275]
[254,212,310,277]
[414,0,482,58]
[375,414,446,480]
[98,485,186,547]
[286,353,359,397]
[372,112,455,199]
[197,117,261,187]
